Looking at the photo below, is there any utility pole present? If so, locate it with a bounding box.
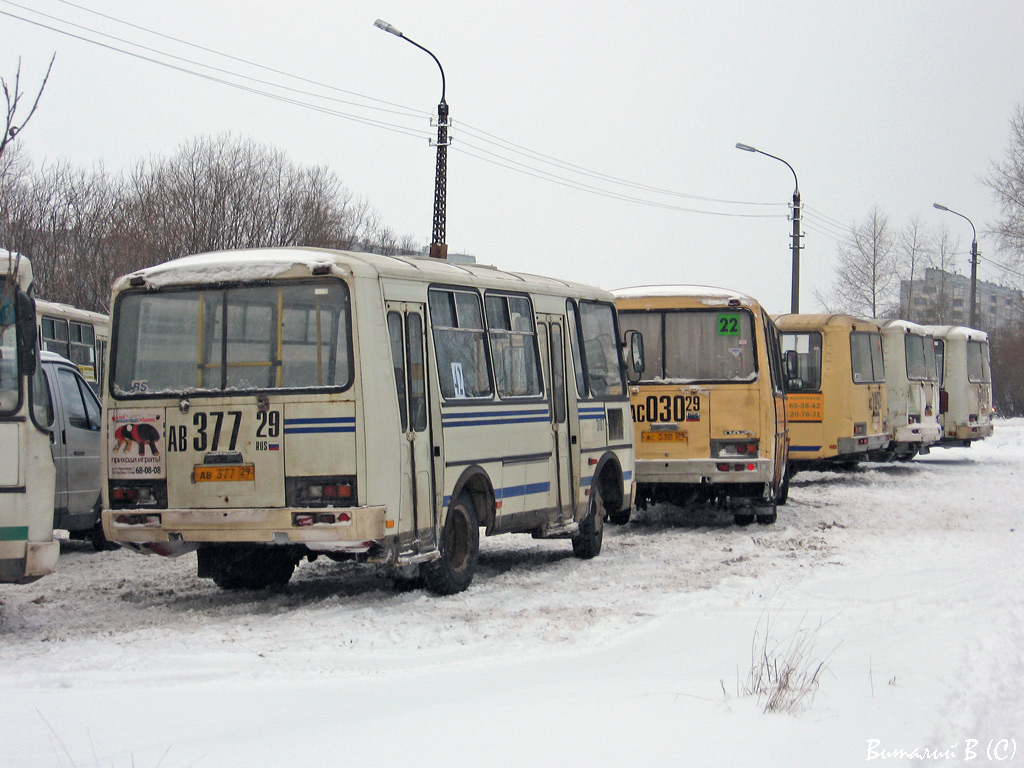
[737,143,802,313]
[375,20,449,259]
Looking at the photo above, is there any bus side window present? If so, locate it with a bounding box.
[406,313,427,431]
[387,312,408,432]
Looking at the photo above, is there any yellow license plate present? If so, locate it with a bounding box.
[193,465,255,483]
[641,431,688,443]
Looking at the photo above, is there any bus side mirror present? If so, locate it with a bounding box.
[784,349,799,380]
[16,290,37,373]
[624,330,644,383]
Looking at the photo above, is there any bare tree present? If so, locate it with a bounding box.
[985,103,1024,268]
[820,206,898,318]
[895,216,933,321]
[0,55,55,163]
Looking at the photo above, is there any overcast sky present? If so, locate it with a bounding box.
[3,0,1022,313]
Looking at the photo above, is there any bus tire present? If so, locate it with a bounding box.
[572,483,605,559]
[756,505,778,525]
[208,546,296,590]
[607,506,631,525]
[424,494,479,595]
[776,469,791,506]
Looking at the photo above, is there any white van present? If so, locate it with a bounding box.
[32,351,109,550]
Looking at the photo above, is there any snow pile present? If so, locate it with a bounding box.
[2,421,1022,767]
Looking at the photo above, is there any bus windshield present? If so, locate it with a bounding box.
[112,281,352,395]
[0,279,20,413]
[617,308,757,383]
[780,332,822,391]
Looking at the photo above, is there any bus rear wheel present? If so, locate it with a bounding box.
[424,494,480,595]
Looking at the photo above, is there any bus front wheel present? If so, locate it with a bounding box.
[424,494,480,595]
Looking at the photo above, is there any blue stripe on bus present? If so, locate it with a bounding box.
[442,408,550,427]
[443,480,551,508]
[789,445,822,452]
[578,407,606,421]
[284,417,356,435]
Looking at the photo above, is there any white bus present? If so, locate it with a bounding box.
[101,247,638,594]
[921,325,994,448]
[0,251,59,583]
[875,319,942,460]
[36,299,109,390]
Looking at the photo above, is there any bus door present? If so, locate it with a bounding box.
[387,303,438,553]
[765,320,789,486]
[538,315,574,524]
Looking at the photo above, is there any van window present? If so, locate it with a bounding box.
[57,367,101,430]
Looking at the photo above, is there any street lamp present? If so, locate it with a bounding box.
[375,19,449,259]
[736,143,802,313]
[932,203,980,327]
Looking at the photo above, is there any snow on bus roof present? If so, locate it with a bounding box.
[122,247,607,297]
[611,284,757,303]
[877,318,932,336]
[919,324,989,341]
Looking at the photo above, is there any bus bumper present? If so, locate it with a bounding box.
[837,433,889,455]
[891,422,943,446]
[635,457,773,486]
[955,422,993,441]
[0,539,60,584]
[103,506,388,555]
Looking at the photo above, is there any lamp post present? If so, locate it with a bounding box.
[932,203,979,327]
[375,19,449,259]
[736,143,802,313]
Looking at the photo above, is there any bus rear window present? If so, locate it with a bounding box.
[850,332,885,383]
[905,334,937,381]
[967,340,991,383]
[618,308,756,384]
[112,282,352,395]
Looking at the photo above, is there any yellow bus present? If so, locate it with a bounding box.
[614,286,788,525]
[101,247,638,594]
[776,314,888,469]
[0,251,59,583]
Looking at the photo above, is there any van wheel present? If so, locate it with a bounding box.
[423,494,479,595]
[572,483,605,559]
[776,469,791,506]
[88,521,119,552]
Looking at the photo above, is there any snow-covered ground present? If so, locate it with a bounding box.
[3,421,1023,768]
